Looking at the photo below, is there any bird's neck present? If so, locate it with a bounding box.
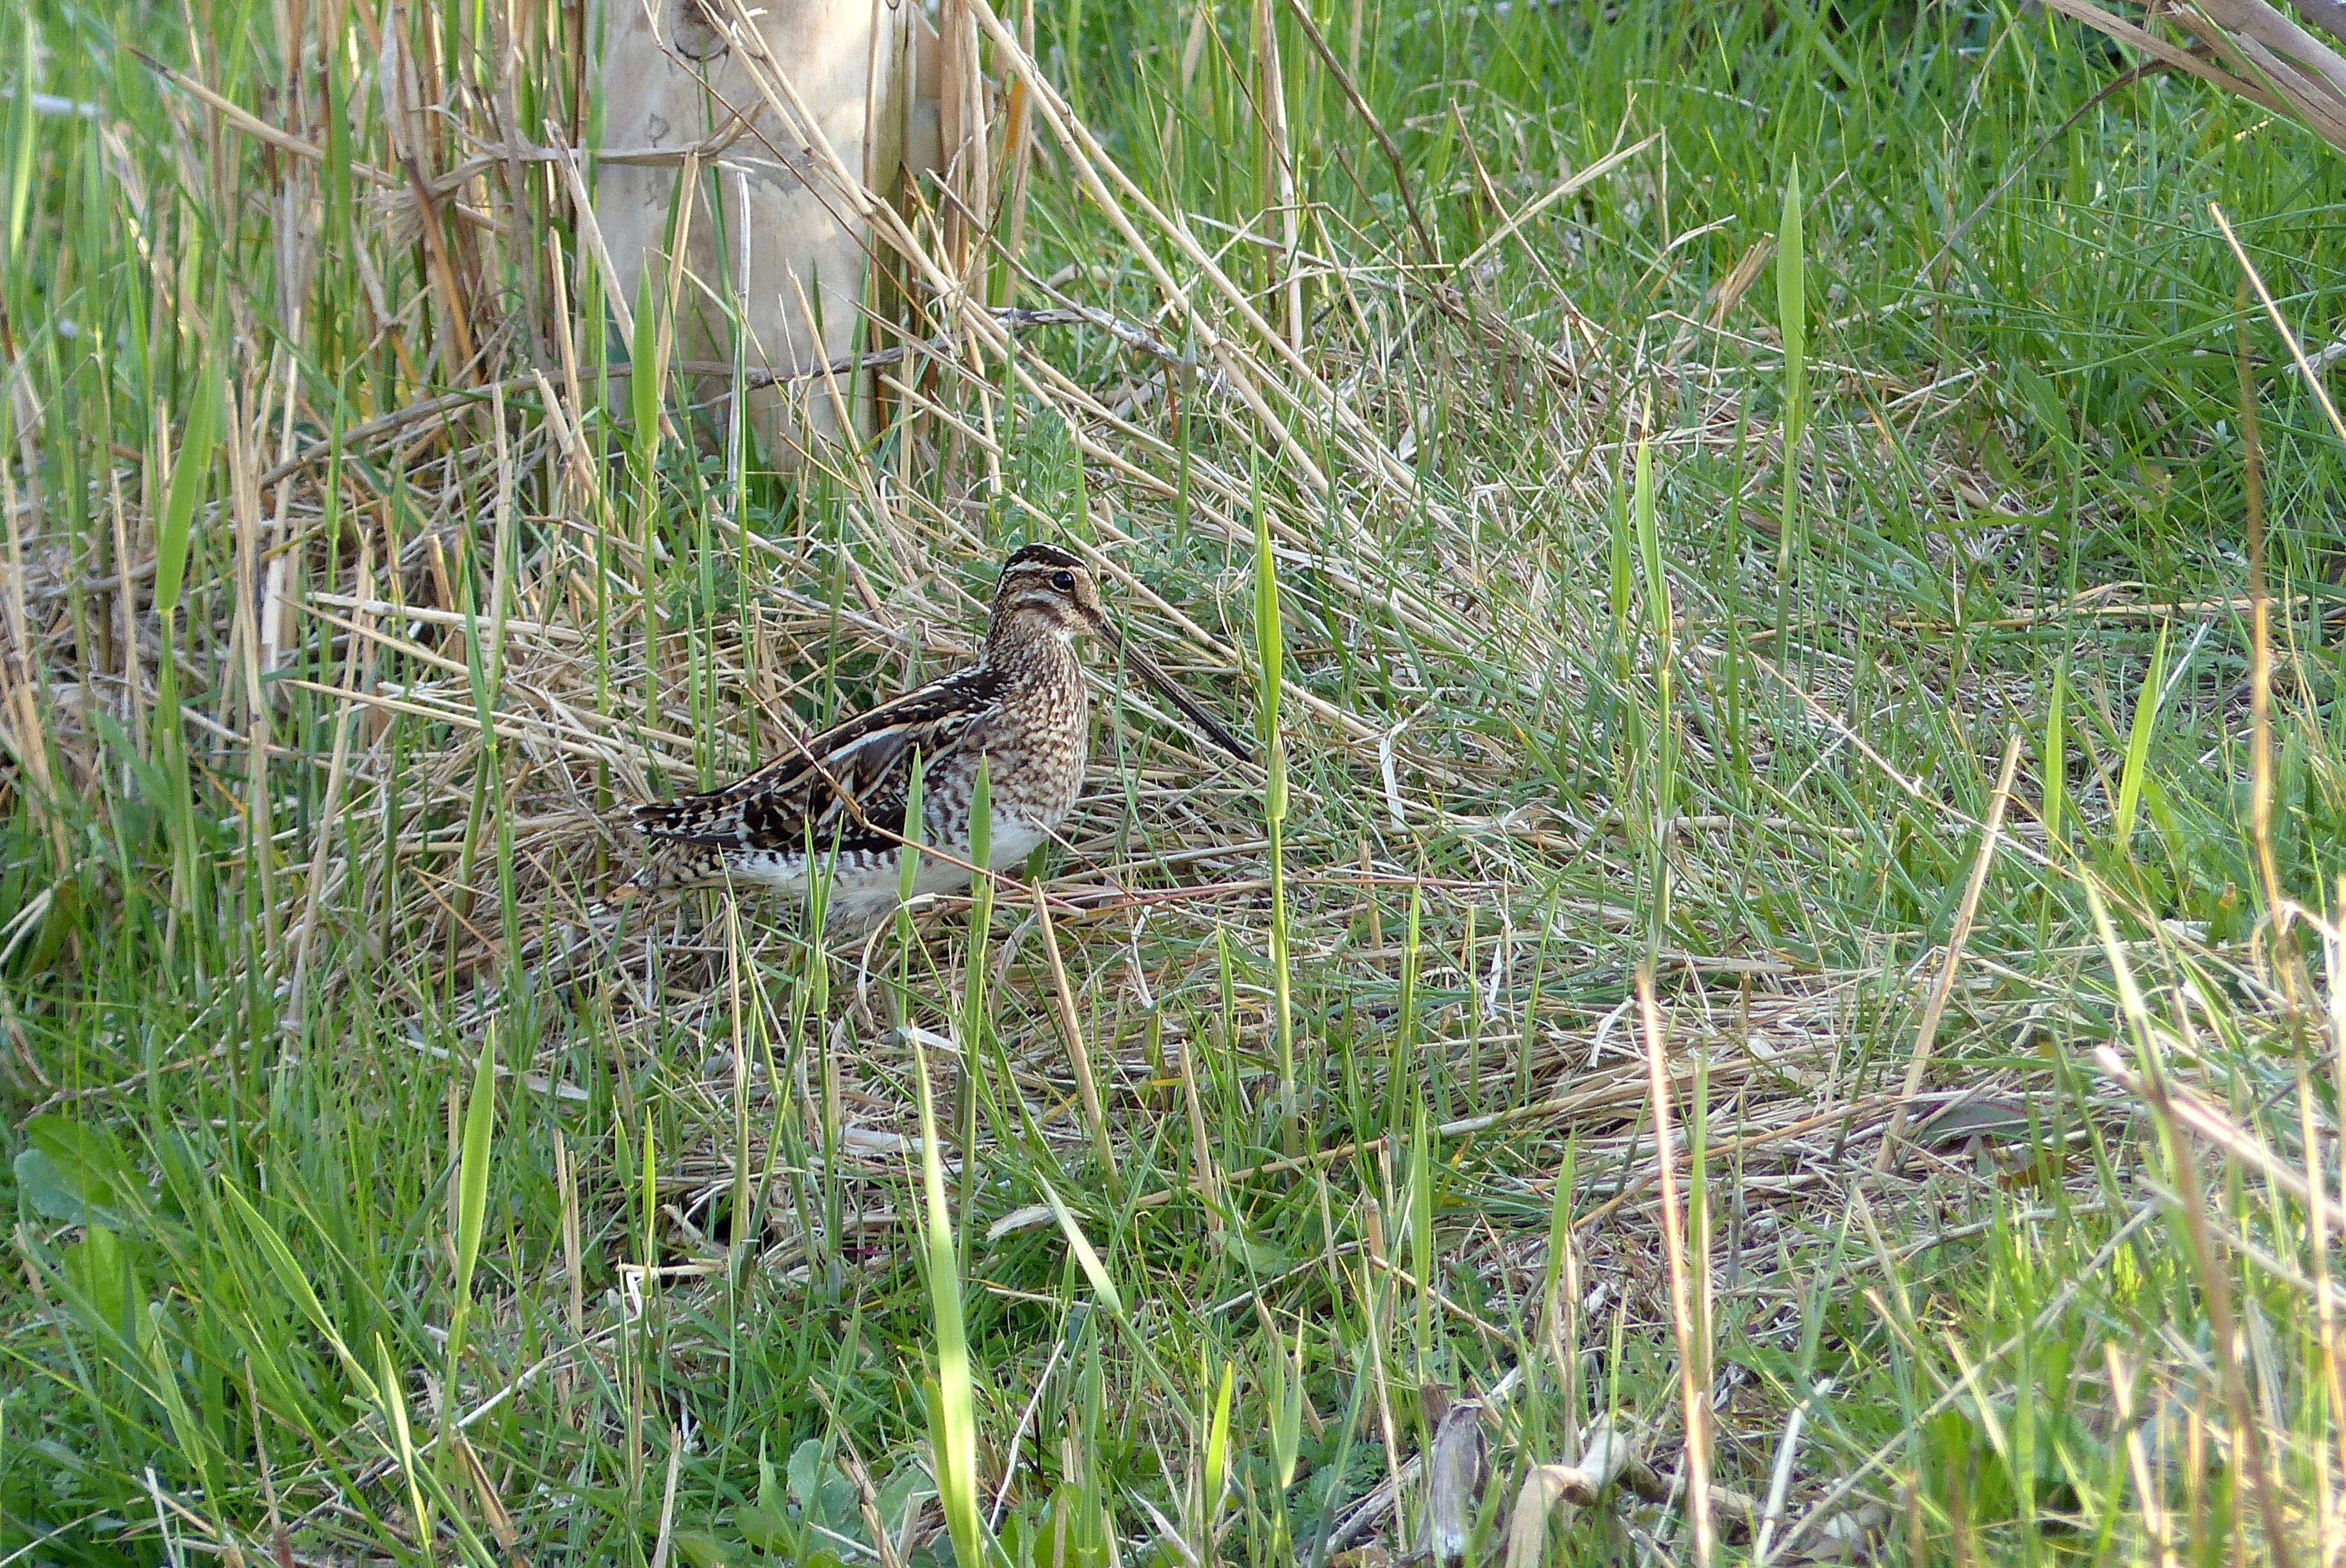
[981,619,1079,685]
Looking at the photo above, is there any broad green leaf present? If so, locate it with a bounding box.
[738,1442,791,1551]
[60,1224,140,1347]
[673,1531,735,1568]
[18,1116,138,1229]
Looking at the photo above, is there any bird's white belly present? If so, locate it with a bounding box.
[759,811,1056,930]
[723,849,817,890]
[982,813,1052,870]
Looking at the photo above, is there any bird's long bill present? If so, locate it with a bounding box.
[1107,625,1254,764]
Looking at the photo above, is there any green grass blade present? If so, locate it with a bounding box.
[6,14,34,264]
[912,1034,985,1568]
[1255,485,1286,721]
[2045,660,2068,846]
[2115,622,2170,847]
[219,1180,372,1387]
[1777,160,1806,452]
[154,357,222,621]
[376,1334,434,1556]
[629,259,663,465]
[898,749,928,908]
[1267,1318,1302,1493]
[1775,157,1807,605]
[640,1115,659,1271]
[142,1307,220,1501]
[965,753,994,1033]
[1039,1176,1126,1319]
[448,1029,497,1366]
[1257,471,1297,1152]
[1634,434,1667,646]
[1202,1357,1235,1532]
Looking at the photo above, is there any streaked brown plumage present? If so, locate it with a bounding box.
[627,544,1251,926]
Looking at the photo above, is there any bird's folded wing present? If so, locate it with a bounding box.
[632,669,998,855]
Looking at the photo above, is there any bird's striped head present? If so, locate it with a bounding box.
[988,543,1105,644]
[985,542,1254,764]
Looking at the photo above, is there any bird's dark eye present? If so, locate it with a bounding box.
[1051,571,1076,591]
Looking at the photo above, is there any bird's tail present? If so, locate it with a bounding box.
[618,840,734,899]
[630,784,760,847]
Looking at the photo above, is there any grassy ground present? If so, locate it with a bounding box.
[7,0,2346,1562]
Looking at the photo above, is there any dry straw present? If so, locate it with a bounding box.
[2047,0,2346,151]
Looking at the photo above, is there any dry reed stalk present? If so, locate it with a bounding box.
[940,0,992,288]
[655,0,1511,703]
[0,448,67,870]
[1636,967,1712,1567]
[2236,274,2286,949]
[994,3,1037,310]
[2044,0,2346,150]
[1254,0,1303,356]
[2214,193,2346,1032]
[1876,731,2024,1169]
[960,0,1397,506]
[2092,897,2297,1568]
[231,372,286,949]
[1356,1196,1411,1558]
[1503,1459,1579,1567]
[1279,0,1441,272]
[2297,1045,2345,1568]
[2323,888,2346,1505]
[488,0,547,361]
[287,531,373,1014]
[1033,880,1118,1189]
[135,51,402,188]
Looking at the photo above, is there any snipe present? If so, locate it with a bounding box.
[626,544,1252,927]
